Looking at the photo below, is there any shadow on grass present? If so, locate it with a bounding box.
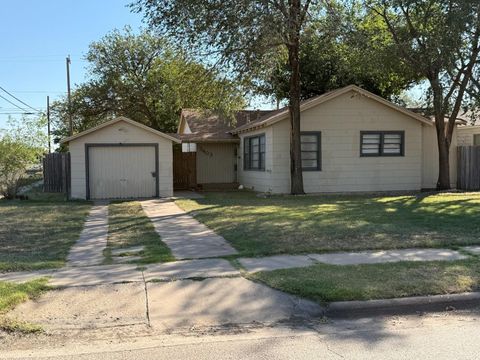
[177,192,480,256]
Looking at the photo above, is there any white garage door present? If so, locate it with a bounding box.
[88,145,157,199]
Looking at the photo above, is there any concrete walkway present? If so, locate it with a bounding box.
[143,258,239,281]
[0,259,240,286]
[239,248,468,272]
[141,199,237,259]
[463,245,480,255]
[66,203,109,267]
[0,248,469,284]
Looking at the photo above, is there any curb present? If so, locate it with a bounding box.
[326,292,480,318]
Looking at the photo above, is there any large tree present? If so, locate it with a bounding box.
[52,28,245,142]
[259,3,418,102]
[366,0,480,189]
[131,0,323,194]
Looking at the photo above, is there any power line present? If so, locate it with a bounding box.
[5,90,66,94]
[0,85,40,112]
[0,93,29,112]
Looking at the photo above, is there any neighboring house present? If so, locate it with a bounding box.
[61,85,464,200]
[457,125,480,146]
[61,117,180,200]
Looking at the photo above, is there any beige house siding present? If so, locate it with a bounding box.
[238,127,274,192]
[69,120,173,199]
[421,125,457,189]
[196,143,237,184]
[240,90,433,193]
[457,126,480,146]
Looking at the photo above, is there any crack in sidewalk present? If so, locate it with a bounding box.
[142,271,151,327]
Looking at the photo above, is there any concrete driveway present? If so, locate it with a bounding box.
[7,277,323,332]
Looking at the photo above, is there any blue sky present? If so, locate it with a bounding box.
[0,1,274,130]
[0,0,144,127]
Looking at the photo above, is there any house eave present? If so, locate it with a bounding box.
[231,85,434,135]
[60,116,181,144]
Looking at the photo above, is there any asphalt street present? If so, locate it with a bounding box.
[3,309,480,360]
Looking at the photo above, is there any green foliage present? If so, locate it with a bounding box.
[131,1,299,78]
[259,2,419,101]
[52,27,245,142]
[0,117,46,199]
[365,0,480,188]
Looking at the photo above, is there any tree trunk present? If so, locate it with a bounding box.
[437,137,450,190]
[430,79,451,190]
[288,1,304,195]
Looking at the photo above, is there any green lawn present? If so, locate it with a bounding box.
[249,259,480,303]
[0,279,49,312]
[0,187,92,272]
[0,278,50,333]
[105,201,174,264]
[176,191,480,256]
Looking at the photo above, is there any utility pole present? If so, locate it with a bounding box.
[66,55,72,136]
[47,95,51,154]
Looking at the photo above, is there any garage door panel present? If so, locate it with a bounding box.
[89,146,157,199]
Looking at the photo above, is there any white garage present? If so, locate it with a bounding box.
[61,117,180,200]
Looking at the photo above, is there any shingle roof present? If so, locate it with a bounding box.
[177,109,274,142]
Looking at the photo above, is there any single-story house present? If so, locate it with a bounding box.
[61,117,180,200]
[62,85,463,199]
[177,85,459,193]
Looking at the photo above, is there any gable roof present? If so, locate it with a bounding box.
[60,116,181,144]
[231,85,433,134]
[177,109,274,142]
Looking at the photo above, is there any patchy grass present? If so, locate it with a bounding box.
[106,201,174,264]
[0,278,49,333]
[249,259,480,303]
[0,187,91,272]
[176,192,480,256]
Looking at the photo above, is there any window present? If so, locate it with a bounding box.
[244,134,265,170]
[360,131,404,157]
[474,134,480,146]
[301,132,321,171]
[182,142,197,153]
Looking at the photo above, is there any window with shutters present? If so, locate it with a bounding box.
[360,131,404,157]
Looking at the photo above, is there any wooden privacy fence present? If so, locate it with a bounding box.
[173,146,197,190]
[457,146,480,190]
[43,152,71,195]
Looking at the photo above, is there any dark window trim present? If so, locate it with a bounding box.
[301,131,322,171]
[243,133,266,171]
[85,143,159,200]
[360,131,405,157]
[474,134,480,146]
